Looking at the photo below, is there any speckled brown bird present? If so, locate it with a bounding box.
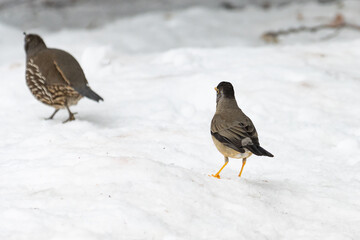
[24,33,103,123]
[211,82,273,179]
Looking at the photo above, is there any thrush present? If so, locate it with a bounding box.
[211,82,273,178]
[24,33,103,123]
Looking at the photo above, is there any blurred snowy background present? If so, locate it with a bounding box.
[0,0,339,30]
[0,0,360,239]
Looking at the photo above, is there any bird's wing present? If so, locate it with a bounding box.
[49,48,89,89]
[49,49,104,101]
[31,51,68,86]
[211,113,259,153]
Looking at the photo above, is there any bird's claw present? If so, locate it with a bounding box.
[63,113,77,123]
[210,174,221,179]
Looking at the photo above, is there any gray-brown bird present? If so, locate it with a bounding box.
[211,82,273,178]
[24,33,103,123]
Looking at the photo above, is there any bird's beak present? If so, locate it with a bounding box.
[214,87,219,93]
[23,32,27,36]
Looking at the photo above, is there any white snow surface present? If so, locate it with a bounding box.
[1,2,360,240]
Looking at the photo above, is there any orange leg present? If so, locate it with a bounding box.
[238,158,247,177]
[212,157,229,179]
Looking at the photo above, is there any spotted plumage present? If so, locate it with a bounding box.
[26,59,82,108]
[24,33,103,123]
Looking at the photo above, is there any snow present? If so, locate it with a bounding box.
[0,0,314,30]
[1,2,360,239]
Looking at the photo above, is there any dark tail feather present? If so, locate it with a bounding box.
[257,146,274,157]
[246,145,274,157]
[75,86,104,102]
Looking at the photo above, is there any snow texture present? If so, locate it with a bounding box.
[0,1,360,240]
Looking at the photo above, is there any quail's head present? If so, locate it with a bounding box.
[215,81,235,103]
[24,33,46,55]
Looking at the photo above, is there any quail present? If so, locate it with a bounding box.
[24,33,103,123]
[211,82,273,179]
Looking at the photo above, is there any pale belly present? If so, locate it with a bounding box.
[212,136,252,159]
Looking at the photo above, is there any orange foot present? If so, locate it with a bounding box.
[211,174,221,179]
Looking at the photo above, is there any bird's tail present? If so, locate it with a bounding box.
[75,86,104,102]
[246,145,274,157]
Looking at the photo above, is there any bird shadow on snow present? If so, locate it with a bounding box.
[206,175,299,206]
[242,177,302,200]
[217,175,298,193]
[242,178,283,190]
[75,113,117,127]
[32,113,116,128]
[53,108,126,128]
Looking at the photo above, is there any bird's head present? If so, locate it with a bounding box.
[215,82,235,103]
[24,32,47,55]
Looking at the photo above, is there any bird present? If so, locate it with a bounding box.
[210,81,273,179]
[24,32,103,123]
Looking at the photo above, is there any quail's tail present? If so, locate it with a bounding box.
[75,86,103,102]
[246,145,274,157]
